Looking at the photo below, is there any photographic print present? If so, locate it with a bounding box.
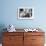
[18,7,34,19]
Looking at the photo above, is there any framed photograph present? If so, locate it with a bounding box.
[18,7,34,19]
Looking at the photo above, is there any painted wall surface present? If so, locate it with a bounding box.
[0,0,46,43]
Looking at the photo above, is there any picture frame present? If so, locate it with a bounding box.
[17,7,34,19]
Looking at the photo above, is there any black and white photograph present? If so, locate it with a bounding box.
[18,7,34,19]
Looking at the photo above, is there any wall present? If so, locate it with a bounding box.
[0,0,46,30]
